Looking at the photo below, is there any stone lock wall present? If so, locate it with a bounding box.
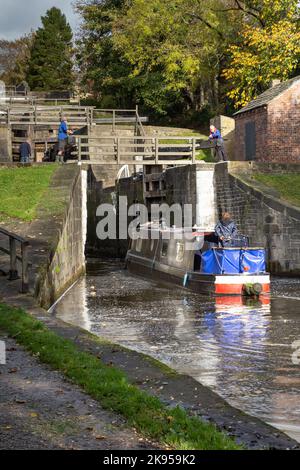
[214,163,300,275]
[85,164,143,259]
[164,165,197,224]
[85,164,124,258]
[38,167,87,308]
[164,164,217,229]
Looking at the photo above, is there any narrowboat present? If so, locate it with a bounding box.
[126,223,270,297]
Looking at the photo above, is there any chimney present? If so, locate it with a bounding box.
[271,79,281,88]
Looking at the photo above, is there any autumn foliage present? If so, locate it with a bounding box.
[223,1,300,108]
[1,1,300,117]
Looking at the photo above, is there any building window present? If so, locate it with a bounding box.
[245,121,256,161]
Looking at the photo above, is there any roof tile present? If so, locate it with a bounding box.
[234,76,300,115]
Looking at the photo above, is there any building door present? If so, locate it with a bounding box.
[245,121,256,160]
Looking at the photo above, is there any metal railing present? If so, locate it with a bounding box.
[74,135,215,165]
[0,228,30,293]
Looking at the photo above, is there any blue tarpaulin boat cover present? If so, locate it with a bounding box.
[200,249,266,275]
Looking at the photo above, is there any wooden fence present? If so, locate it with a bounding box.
[0,105,93,126]
[0,105,147,132]
[74,135,216,165]
[1,97,81,106]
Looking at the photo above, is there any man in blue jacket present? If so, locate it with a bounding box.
[209,125,227,162]
[209,125,222,140]
[57,116,72,163]
[215,212,238,247]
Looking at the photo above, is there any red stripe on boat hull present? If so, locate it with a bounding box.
[215,283,270,295]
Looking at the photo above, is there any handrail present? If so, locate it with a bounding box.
[135,106,146,137]
[93,108,138,113]
[0,227,30,293]
[0,105,148,131]
[0,97,80,107]
[75,135,216,165]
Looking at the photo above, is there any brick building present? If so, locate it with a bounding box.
[234,76,300,162]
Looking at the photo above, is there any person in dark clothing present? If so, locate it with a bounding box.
[209,125,228,162]
[19,140,31,163]
[215,212,238,247]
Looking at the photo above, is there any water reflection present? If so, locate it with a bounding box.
[52,261,300,442]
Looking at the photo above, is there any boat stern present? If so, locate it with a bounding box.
[214,274,271,296]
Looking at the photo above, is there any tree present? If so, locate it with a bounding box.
[223,0,300,108]
[76,0,300,117]
[75,0,134,107]
[76,0,235,115]
[26,7,74,91]
[112,0,238,115]
[0,34,34,85]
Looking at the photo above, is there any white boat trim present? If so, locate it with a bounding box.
[215,275,270,285]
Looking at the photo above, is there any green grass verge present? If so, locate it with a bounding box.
[0,304,240,450]
[254,174,300,207]
[0,165,59,221]
[196,149,215,162]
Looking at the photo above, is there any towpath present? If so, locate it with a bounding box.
[0,334,157,450]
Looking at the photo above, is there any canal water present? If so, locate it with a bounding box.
[52,260,300,442]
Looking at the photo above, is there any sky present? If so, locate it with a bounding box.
[0,0,80,40]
